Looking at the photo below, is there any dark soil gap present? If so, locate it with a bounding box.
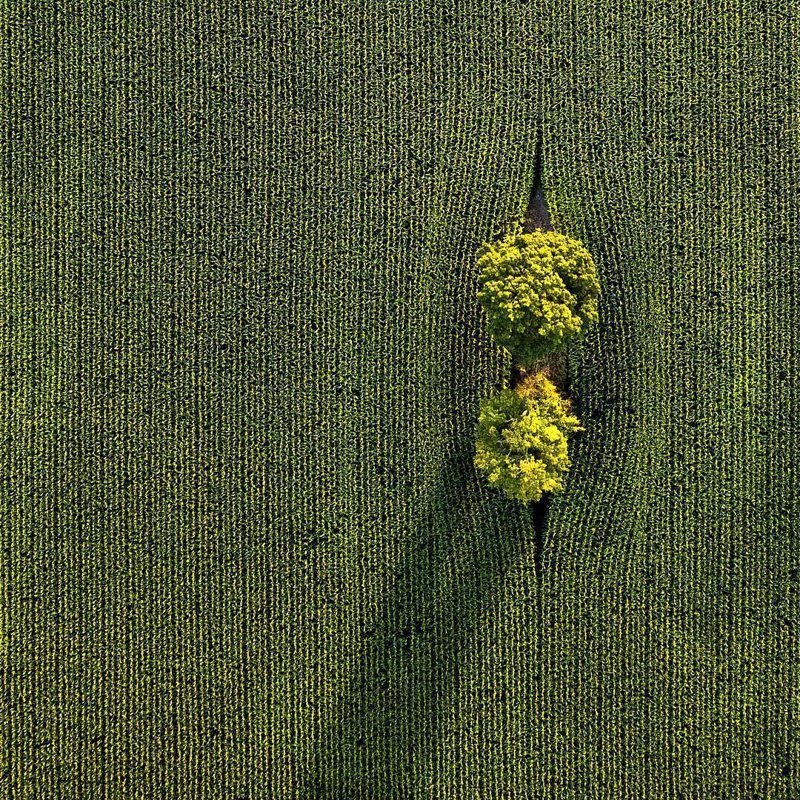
[532,495,550,689]
[508,363,526,390]
[531,494,550,584]
[523,126,552,233]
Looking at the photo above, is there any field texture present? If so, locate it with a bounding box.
[3,1,800,797]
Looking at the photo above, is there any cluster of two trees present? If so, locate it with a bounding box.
[474,226,600,504]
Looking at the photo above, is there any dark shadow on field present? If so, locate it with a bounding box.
[301,437,544,798]
[301,267,549,795]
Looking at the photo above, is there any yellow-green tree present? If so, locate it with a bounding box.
[474,372,582,504]
[476,229,600,365]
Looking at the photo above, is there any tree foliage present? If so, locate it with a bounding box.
[476,229,600,365]
[474,371,582,504]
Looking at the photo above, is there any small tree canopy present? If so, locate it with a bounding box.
[474,371,582,504]
[476,229,600,365]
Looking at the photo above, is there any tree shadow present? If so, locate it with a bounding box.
[302,431,547,798]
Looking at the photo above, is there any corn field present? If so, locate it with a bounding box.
[2,1,799,797]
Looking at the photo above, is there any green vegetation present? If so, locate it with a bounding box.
[473,225,596,504]
[474,371,582,503]
[476,229,600,365]
[3,1,798,798]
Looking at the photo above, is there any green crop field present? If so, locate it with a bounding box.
[3,0,799,797]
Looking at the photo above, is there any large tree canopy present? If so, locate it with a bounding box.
[476,229,600,365]
[474,371,582,504]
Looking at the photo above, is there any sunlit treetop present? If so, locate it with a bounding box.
[473,371,582,505]
[476,229,600,365]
